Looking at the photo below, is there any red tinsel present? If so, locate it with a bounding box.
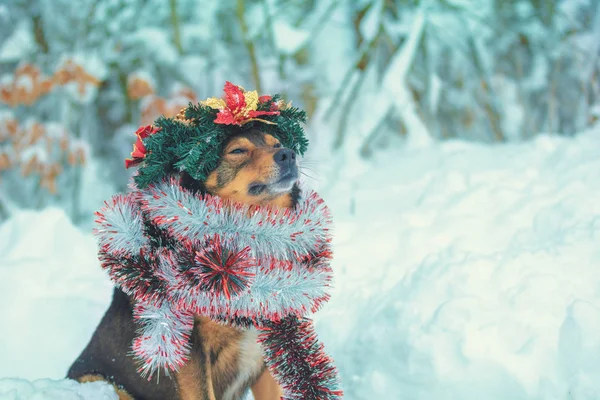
[258,317,343,400]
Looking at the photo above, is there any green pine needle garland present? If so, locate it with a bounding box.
[133,93,308,188]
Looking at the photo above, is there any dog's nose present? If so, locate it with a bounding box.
[274,149,296,166]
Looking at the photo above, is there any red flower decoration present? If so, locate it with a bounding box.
[125,125,161,169]
[202,82,280,126]
[260,94,289,112]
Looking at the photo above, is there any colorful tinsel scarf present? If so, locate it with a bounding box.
[94,176,342,399]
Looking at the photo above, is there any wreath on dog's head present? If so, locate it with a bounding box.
[126,81,309,188]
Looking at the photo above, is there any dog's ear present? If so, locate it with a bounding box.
[180,171,208,195]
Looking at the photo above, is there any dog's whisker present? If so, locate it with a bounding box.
[299,163,319,172]
[299,156,321,164]
[300,167,318,175]
[299,160,321,168]
[300,170,319,182]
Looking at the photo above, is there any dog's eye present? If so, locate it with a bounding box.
[229,148,247,154]
[273,143,282,148]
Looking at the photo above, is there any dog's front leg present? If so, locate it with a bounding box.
[176,320,217,400]
[176,357,217,400]
[251,369,283,400]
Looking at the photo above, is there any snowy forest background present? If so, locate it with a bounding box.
[0,0,598,224]
[2,1,600,399]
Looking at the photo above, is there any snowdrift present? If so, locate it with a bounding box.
[1,128,600,399]
[0,378,118,400]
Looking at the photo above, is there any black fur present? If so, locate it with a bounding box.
[180,171,208,195]
[67,288,179,400]
[290,183,300,207]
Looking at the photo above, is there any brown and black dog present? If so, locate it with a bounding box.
[68,129,300,400]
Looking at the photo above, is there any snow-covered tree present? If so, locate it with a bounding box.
[0,0,598,222]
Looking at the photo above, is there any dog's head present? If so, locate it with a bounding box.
[200,129,299,208]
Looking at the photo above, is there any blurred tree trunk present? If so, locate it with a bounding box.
[236,0,262,93]
[170,0,183,54]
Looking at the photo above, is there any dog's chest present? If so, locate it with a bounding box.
[221,328,264,400]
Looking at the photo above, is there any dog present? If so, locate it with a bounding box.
[68,129,300,400]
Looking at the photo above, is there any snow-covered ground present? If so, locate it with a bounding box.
[0,378,118,400]
[1,128,600,399]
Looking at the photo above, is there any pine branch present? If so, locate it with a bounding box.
[0,195,8,222]
[32,14,49,53]
[118,71,134,124]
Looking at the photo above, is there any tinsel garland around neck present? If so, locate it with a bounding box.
[94,176,343,400]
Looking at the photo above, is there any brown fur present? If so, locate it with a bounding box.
[251,370,284,400]
[176,318,260,400]
[205,131,294,208]
[70,129,293,400]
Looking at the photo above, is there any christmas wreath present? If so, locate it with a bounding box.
[94,82,342,399]
[127,81,308,188]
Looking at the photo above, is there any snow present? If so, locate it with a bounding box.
[0,209,113,380]
[0,378,118,400]
[15,75,33,93]
[359,0,383,42]
[126,28,179,66]
[315,127,600,399]
[272,20,310,55]
[174,56,207,90]
[0,21,35,62]
[2,127,600,399]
